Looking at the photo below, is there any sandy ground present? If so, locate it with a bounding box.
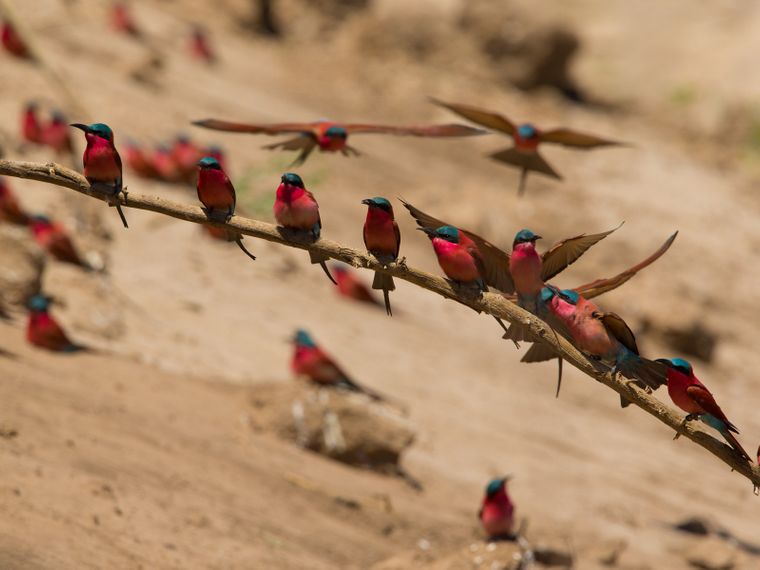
[0,0,759,568]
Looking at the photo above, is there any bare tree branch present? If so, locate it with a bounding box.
[1,158,758,488]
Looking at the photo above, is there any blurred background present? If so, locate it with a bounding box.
[0,0,759,568]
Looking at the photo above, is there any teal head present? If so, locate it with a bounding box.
[361,196,393,213]
[27,294,51,312]
[293,329,316,347]
[517,123,538,139]
[655,357,693,376]
[557,289,580,305]
[513,229,542,248]
[485,476,511,498]
[419,225,460,243]
[70,122,114,141]
[539,285,559,305]
[198,156,222,170]
[281,172,304,188]
[325,125,348,139]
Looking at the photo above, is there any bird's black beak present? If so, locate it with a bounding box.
[70,123,89,133]
[417,227,436,238]
[655,358,671,367]
[591,311,602,319]
[501,474,513,483]
[533,235,543,241]
[361,199,372,206]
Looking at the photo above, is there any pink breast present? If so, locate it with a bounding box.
[433,240,479,282]
[510,245,543,296]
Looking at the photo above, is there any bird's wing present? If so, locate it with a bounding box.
[39,320,72,349]
[685,385,734,430]
[345,123,486,137]
[262,134,316,151]
[596,311,639,355]
[400,199,514,293]
[429,98,516,135]
[572,232,677,299]
[540,223,623,281]
[539,128,625,148]
[192,119,319,136]
[226,178,237,211]
[393,220,401,260]
[489,147,562,179]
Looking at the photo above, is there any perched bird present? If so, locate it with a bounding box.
[418,224,511,338]
[189,26,215,63]
[332,265,383,308]
[656,358,751,462]
[545,287,666,406]
[29,215,88,268]
[196,156,256,262]
[479,477,515,541]
[273,172,335,284]
[192,118,485,166]
[0,178,30,225]
[362,197,401,316]
[1,21,30,59]
[204,145,227,172]
[70,122,128,228]
[26,294,86,352]
[110,2,140,37]
[151,144,182,183]
[124,140,159,179]
[172,134,202,182]
[42,110,74,157]
[432,98,624,195]
[21,102,43,145]
[291,329,385,401]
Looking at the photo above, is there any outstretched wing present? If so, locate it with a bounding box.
[573,232,678,299]
[540,223,623,282]
[596,311,639,355]
[539,128,625,149]
[345,123,486,137]
[429,98,516,135]
[192,119,320,136]
[400,199,514,293]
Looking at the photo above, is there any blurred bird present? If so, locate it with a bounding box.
[150,144,182,183]
[546,287,667,406]
[70,122,128,228]
[291,329,385,401]
[0,178,30,225]
[418,224,511,338]
[479,477,515,540]
[189,26,215,64]
[172,134,202,182]
[432,98,624,195]
[196,156,256,262]
[204,145,227,172]
[42,110,74,157]
[110,2,140,37]
[21,102,43,145]
[274,172,335,284]
[656,358,751,463]
[192,118,485,166]
[124,140,159,179]
[29,215,88,268]
[1,21,30,59]
[332,265,383,308]
[362,197,401,316]
[26,294,86,352]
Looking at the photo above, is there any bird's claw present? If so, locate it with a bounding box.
[396,257,408,269]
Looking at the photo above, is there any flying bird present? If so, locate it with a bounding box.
[331,265,383,309]
[273,172,336,284]
[29,215,89,269]
[431,98,625,195]
[362,197,401,316]
[479,477,515,541]
[291,329,386,401]
[192,118,485,166]
[70,122,129,228]
[26,294,86,352]
[656,358,751,462]
[0,178,30,225]
[196,156,257,262]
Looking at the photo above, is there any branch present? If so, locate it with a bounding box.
[2,158,758,489]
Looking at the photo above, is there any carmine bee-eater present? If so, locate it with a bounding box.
[1,21,30,59]
[70,122,128,228]
[418,225,511,338]
[21,102,43,145]
[204,145,227,172]
[150,144,182,183]
[479,477,515,540]
[110,2,140,37]
[124,140,159,179]
[196,156,256,262]
[274,172,336,284]
[192,117,485,166]
[26,294,86,352]
[655,358,751,462]
[189,26,215,64]
[29,215,88,269]
[291,329,385,401]
[42,110,74,157]
[362,197,401,316]
[331,265,383,308]
[0,178,30,225]
[431,98,625,196]
[172,134,202,182]
[545,287,666,406]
